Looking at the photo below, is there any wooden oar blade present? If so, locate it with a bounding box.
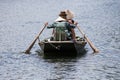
[25,38,38,54]
[85,36,99,53]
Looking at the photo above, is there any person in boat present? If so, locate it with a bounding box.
[65,10,78,40]
[45,10,77,41]
[67,19,78,41]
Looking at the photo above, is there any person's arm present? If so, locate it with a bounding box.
[71,28,76,40]
[47,22,56,28]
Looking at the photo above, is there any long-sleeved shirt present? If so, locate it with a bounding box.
[47,21,76,30]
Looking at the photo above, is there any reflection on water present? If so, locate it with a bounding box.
[37,51,87,80]
[45,59,78,80]
[0,0,120,80]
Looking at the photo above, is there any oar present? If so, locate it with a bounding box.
[25,24,47,54]
[76,26,99,53]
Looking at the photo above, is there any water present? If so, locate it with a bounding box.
[0,0,120,80]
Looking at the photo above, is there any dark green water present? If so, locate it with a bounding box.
[0,0,120,80]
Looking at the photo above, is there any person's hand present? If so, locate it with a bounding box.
[45,22,48,26]
[74,22,78,26]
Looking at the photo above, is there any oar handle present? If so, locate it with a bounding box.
[77,26,99,53]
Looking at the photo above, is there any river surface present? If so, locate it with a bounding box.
[0,0,120,80]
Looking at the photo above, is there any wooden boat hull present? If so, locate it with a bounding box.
[38,39,87,56]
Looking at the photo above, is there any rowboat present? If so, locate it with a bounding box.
[25,23,99,55]
[38,36,87,56]
[25,9,99,55]
[25,24,99,55]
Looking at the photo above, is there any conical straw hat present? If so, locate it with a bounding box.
[65,10,74,19]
